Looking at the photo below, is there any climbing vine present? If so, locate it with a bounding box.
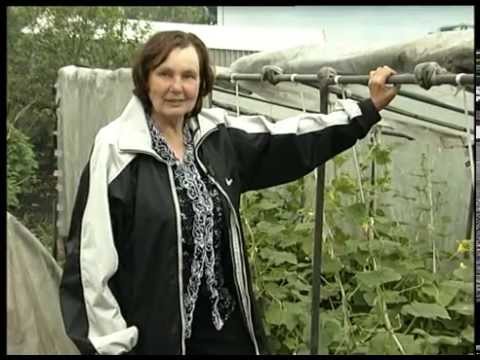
[241,139,473,355]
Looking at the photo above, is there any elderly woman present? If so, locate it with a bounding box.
[60,31,398,355]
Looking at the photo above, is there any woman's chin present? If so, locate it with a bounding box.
[154,109,191,121]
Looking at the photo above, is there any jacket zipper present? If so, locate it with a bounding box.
[194,128,260,355]
[167,165,186,355]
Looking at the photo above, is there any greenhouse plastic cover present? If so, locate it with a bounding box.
[7,212,79,354]
[227,29,474,130]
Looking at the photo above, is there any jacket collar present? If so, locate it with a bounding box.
[117,95,219,154]
[117,96,156,155]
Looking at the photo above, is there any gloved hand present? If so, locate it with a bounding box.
[413,62,448,90]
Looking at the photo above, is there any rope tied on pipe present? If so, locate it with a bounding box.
[317,66,337,89]
[261,65,284,85]
[413,62,448,90]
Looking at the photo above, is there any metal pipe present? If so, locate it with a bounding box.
[295,81,474,117]
[216,73,474,86]
[309,75,329,355]
[327,87,473,134]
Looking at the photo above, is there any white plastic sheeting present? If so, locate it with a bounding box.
[228,29,474,128]
[55,66,134,239]
[7,212,79,354]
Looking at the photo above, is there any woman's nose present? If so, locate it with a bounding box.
[170,76,182,92]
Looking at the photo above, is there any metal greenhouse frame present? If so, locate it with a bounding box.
[214,69,474,355]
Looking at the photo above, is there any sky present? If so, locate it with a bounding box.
[218,6,474,49]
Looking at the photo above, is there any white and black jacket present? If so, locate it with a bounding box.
[59,95,381,355]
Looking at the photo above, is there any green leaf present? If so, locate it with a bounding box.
[372,146,391,165]
[344,239,360,254]
[332,175,357,194]
[356,267,402,288]
[441,280,472,294]
[453,265,472,282]
[321,256,344,274]
[263,268,291,282]
[264,301,298,331]
[436,283,460,307]
[362,290,377,306]
[286,277,311,293]
[257,198,279,210]
[282,302,301,331]
[383,290,408,304]
[416,269,435,284]
[319,282,340,300]
[263,282,288,300]
[401,302,451,320]
[380,260,411,276]
[368,330,396,355]
[461,325,474,343]
[420,284,439,301]
[332,153,348,169]
[259,248,297,265]
[265,302,284,326]
[343,203,368,222]
[396,334,423,354]
[284,336,297,351]
[256,220,283,237]
[317,316,343,354]
[399,258,426,270]
[447,302,473,316]
[294,222,313,233]
[370,239,407,257]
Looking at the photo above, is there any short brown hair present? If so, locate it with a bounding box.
[131,30,214,119]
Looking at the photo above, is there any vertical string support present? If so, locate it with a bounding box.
[309,68,333,355]
[231,73,240,116]
[458,79,474,239]
[339,83,366,205]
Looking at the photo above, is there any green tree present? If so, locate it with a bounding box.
[6,6,151,248]
[7,6,213,253]
[122,6,212,23]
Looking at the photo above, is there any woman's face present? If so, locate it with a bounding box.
[147,45,200,123]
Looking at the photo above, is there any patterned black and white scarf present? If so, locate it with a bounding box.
[148,117,235,339]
